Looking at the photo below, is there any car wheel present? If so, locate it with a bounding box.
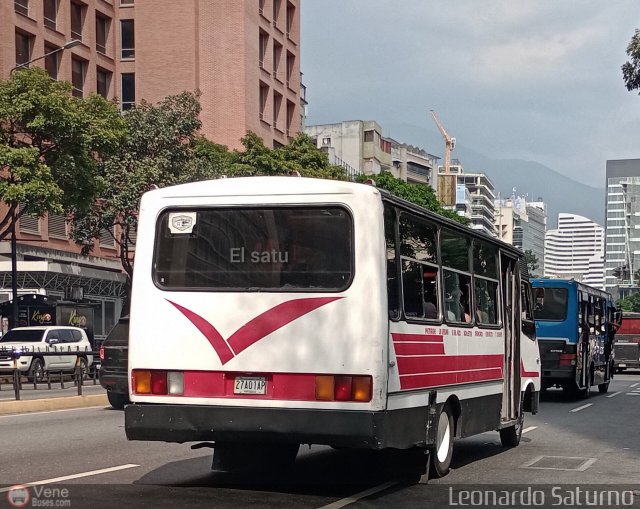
[429,404,454,478]
[29,358,46,383]
[107,391,129,410]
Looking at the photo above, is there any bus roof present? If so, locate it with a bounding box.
[531,278,612,299]
[142,176,523,259]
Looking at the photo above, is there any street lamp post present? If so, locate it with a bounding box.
[7,39,80,327]
[10,39,81,75]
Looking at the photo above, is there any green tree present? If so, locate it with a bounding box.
[0,67,125,240]
[70,91,203,286]
[226,132,346,179]
[524,249,539,276]
[622,29,640,93]
[616,292,640,312]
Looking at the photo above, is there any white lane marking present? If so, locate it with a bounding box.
[570,403,593,413]
[317,481,399,509]
[607,391,622,398]
[0,464,140,492]
[522,426,537,434]
[630,383,639,388]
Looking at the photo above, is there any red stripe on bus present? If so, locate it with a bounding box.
[400,367,503,389]
[167,297,342,365]
[393,342,446,355]
[396,354,503,375]
[182,371,316,400]
[391,333,444,343]
[520,360,540,378]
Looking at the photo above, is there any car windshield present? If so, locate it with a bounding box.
[0,329,45,343]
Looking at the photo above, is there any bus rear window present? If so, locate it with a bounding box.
[153,207,353,291]
[533,287,568,321]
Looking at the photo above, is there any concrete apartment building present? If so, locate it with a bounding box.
[545,213,605,289]
[0,0,301,337]
[304,121,439,188]
[604,159,640,298]
[441,161,497,237]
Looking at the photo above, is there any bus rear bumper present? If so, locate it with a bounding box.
[124,402,435,450]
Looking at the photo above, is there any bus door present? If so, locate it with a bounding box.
[500,254,521,421]
[577,297,589,389]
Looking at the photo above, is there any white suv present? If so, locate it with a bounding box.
[0,326,93,382]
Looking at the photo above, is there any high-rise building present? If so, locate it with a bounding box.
[545,213,604,289]
[604,159,640,299]
[0,0,301,337]
[1,0,301,149]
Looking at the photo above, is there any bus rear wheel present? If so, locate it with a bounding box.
[598,381,610,393]
[499,410,524,447]
[429,405,454,478]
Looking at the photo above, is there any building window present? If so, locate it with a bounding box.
[14,0,28,16]
[15,31,32,68]
[44,44,59,79]
[286,1,295,36]
[273,41,282,80]
[96,14,109,54]
[273,91,282,131]
[364,130,374,142]
[121,73,135,110]
[286,100,295,136]
[44,0,57,30]
[99,228,115,248]
[258,0,265,16]
[71,2,84,41]
[259,30,268,69]
[47,214,67,239]
[120,20,134,59]
[286,51,294,87]
[120,0,133,4]
[273,0,281,27]
[97,67,111,98]
[71,58,85,97]
[19,205,40,235]
[259,82,268,123]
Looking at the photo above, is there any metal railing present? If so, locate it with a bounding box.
[0,347,100,400]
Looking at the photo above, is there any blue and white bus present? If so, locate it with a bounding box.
[532,278,619,397]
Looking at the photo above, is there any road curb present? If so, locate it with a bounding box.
[0,394,108,415]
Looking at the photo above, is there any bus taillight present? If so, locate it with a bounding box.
[314,375,372,402]
[133,370,152,394]
[133,370,184,395]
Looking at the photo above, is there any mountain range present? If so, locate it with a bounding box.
[386,123,606,229]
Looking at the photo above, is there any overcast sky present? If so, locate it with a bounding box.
[301,1,640,189]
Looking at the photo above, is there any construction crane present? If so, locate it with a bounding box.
[430,110,457,207]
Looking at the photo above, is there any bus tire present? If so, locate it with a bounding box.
[598,381,610,393]
[429,405,454,478]
[499,410,524,447]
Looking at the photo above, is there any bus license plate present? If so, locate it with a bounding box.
[234,377,267,395]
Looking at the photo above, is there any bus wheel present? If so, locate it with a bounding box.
[499,410,524,447]
[429,405,454,478]
[598,381,610,393]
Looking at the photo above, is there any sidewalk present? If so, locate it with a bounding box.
[0,379,108,415]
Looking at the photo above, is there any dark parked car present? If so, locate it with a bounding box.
[99,316,129,409]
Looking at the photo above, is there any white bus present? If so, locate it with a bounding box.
[125,176,540,477]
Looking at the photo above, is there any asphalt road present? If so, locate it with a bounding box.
[1,373,639,508]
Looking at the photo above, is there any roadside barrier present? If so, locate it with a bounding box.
[0,346,100,400]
